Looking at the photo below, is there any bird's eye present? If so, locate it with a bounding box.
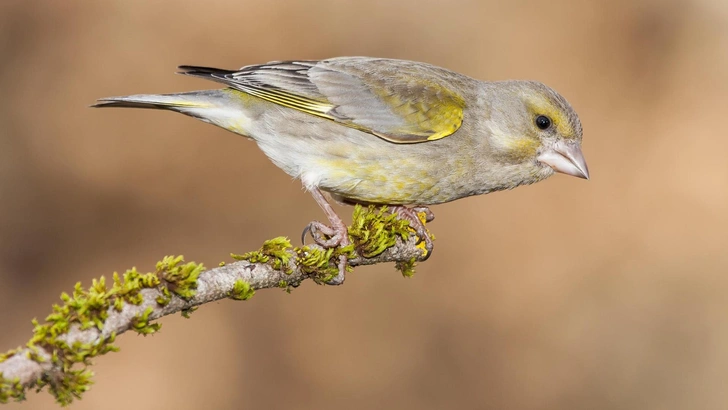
[535,115,552,130]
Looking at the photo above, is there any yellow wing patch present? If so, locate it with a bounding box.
[369,80,466,143]
[378,94,464,142]
[424,104,464,141]
[241,87,335,119]
[240,84,464,144]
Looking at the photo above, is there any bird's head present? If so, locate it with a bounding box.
[483,81,589,181]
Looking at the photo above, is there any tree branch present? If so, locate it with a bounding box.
[0,205,431,405]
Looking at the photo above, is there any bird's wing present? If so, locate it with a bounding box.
[178,58,467,143]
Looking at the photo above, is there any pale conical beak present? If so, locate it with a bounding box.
[537,141,590,180]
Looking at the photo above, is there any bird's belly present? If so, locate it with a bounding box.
[313,157,448,205]
[250,109,469,205]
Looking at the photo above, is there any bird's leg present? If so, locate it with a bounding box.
[305,188,349,248]
[303,187,350,285]
[390,205,435,259]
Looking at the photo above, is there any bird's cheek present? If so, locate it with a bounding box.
[504,137,540,161]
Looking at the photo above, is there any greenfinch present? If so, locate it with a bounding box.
[94,57,589,284]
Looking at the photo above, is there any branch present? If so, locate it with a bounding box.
[0,205,431,405]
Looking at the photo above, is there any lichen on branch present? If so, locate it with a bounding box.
[0,205,432,406]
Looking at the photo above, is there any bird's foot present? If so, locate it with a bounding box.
[302,220,348,249]
[301,188,351,285]
[391,205,435,259]
[411,206,435,223]
[302,220,350,285]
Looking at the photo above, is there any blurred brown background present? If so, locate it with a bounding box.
[1,0,727,409]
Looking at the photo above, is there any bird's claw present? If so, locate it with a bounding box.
[302,220,349,248]
[411,206,435,223]
[303,188,434,284]
[392,206,435,260]
[301,219,350,285]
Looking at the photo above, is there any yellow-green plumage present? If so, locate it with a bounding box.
[93,57,588,206]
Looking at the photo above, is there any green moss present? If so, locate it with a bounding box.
[296,246,334,274]
[229,279,255,301]
[395,258,417,278]
[41,367,93,406]
[348,205,431,277]
[288,205,424,282]
[294,246,340,283]
[0,375,25,403]
[130,307,161,335]
[232,237,294,274]
[180,306,198,319]
[156,256,205,300]
[112,268,160,307]
[0,348,19,364]
[348,205,412,258]
[155,290,171,307]
[278,280,293,293]
[226,205,427,284]
[0,255,203,405]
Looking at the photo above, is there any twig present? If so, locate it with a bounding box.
[0,205,431,405]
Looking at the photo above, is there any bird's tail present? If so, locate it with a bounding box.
[92,89,251,135]
[92,89,221,111]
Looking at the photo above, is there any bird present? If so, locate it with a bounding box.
[93,57,589,284]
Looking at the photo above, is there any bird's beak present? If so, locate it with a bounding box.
[537,141,590,180]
